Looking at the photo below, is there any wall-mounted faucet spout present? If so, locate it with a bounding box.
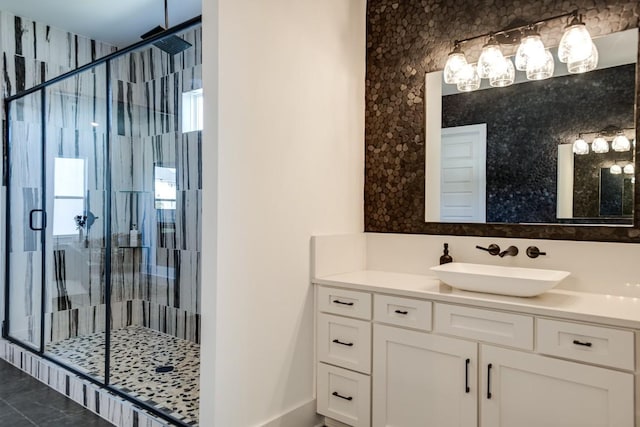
[499,246,519,257]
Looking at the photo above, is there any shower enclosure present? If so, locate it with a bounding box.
[3,18,202,427]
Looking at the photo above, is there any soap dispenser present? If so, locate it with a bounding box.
[440,243,453,265]
[130,224,139,247]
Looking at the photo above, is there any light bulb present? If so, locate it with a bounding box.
[515,30,546,71]
[443,45,468,84]
[612,134,631,152]
[568,44,598,74]
[526,50,554,80]
[456,64,480,92]
[624,164,635,174]
[610,164,622,175]
[572,138,589,155]
[558,15,594,63]
[489,57,515,87]
[478,36,504,79]
[592,136,609,153]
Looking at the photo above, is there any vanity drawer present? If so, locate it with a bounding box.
[536,318,634,370]
[317,313,371,374]
[434,303,533,350]
[374,294,432,331]
[317,363,371,427]
[318,286,372,320]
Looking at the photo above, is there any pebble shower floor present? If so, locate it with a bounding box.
[46,326,200,425]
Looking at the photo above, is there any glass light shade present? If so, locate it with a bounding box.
[456,64,480,92]
[526,50,554,80]
[444,50,468,84]
[558,21,593,63]
[515,34,545,71]
[489,57,515,87]
[610,164,622,175]
[592,136,609,153]
[572,138,589,155]
[612,134,631,152]
[568,44,598,74]
[478,38,504,79]
[624,164,635,174]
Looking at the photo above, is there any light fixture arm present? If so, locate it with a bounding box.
[453,9,578,47]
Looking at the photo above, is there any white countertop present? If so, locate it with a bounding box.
[314,270,640,329]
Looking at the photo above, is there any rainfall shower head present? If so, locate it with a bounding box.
[141,0,192,55]
[141,25,192,55]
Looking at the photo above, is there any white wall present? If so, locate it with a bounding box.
[200,0,366,425]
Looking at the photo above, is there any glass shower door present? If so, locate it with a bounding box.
[6,90,44,350]
[41,65,108,382]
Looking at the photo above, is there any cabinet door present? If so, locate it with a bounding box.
[480,345,634,427]
[373,324,477,427]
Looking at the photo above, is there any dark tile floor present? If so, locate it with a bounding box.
[0,359,113,426]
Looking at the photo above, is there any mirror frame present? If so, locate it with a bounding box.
[422,28,640,243]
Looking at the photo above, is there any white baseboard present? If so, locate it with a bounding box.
[260,399,323,427]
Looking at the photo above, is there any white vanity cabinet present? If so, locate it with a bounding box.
[372,324,477,427]
[315,285,637,427]
[480,345,634,427]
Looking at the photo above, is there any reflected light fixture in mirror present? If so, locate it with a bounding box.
[592,136,610,153]
[610,164,622,174]
[624,164,635,175]
[443,9,597,93]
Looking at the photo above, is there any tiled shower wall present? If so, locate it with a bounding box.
[2,11,202,344]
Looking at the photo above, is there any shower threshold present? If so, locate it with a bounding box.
[46,326,200,425]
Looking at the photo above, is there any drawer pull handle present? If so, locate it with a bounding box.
[395,309,409,315]
[572,339,593,347]
[332,339,354,347]
[465,358,470,393]
[332,299,354,306]
[487,363,493,399]
[332,391,353,401]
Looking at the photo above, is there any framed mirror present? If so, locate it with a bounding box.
[425,29,638,232]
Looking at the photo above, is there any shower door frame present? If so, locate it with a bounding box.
[2,16,202,427]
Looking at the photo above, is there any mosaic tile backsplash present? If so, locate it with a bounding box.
[364,0,640,241]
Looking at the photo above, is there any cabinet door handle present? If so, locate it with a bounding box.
[487,363,493,399]
[332,299,354,306]
[572,339,593,347]
[332,391,353,401]
[394,309,409,315]
[332,339,354,347]
[465,358,470,393]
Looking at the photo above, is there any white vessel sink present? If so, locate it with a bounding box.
[430,262,570,297]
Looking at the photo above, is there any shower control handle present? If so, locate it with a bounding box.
[29,209,46,231]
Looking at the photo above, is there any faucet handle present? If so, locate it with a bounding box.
[476,244,500,256]
[526,246,546,258]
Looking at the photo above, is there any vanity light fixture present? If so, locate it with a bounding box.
[456,63,481,92]
[558,13,594,63]
[443,43,468,84]
[612,133,631,152]
[610,164,622,174]
[515,26,546,71]
[592,136,610,154]
[572,137,589,155]
[478,34,504,79]
[624,164,635,174]
[489,57,515,87]
[526,49,555,80]
[443,9,597,93]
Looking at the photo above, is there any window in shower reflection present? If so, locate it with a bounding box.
[52,157,86,236]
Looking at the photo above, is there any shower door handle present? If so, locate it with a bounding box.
[29,209,46,231]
